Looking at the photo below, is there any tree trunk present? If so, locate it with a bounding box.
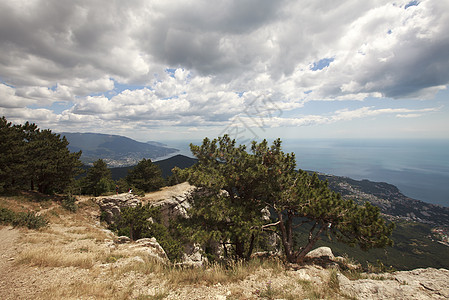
[246,233,255,261]
[296,223,328,262]
[277,211,296,263]
[129,223,134,241]
[286,211,293,246]
[235,239,245,259]
[222,241,228,258]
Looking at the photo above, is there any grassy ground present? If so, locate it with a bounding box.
[1,192,357,300]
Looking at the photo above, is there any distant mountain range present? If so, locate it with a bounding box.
[61,132,178,167]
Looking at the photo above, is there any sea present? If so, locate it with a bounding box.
[159,139,449,208]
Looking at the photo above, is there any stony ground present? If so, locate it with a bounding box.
[1,188,448,299]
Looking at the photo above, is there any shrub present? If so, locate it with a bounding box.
[12,211,48,229]
[112,204,183,261]
[1,206,48,229]
[62,194,78,212]
[0,207,15,224]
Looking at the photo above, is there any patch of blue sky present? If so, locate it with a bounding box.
[310,57,334,71]
[0,78,14,88]
[106,79,148,99]
[285,100,355,117]
[405,1,419,9]
[284,96,436,118]
[28,101,72,114]
[165,68,176,78]
[162,95,179,100]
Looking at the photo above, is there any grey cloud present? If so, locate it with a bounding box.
[140,0,285,76]
[0,0,448,133]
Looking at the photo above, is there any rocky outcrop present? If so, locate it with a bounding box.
[96,184,199,266]
[97,193,141,224]
[114,237,169,264]
[146,182,195,227]
[97,183,195,227]
[339,268,449,299]
[180,243,208,267]
[304,247,449,299]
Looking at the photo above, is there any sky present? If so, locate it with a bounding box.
[1,0,449,143]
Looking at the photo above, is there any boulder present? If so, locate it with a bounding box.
[305,246,335,260]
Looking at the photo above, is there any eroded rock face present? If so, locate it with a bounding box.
[338,268,449,299]
[148,183,195,227]
[115,237,169,264]
[151,195,192,227]
[97,193,141,224]
[181,243,208,267]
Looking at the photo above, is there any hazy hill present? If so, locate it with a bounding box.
[110,154,197,180]
[319,174,449,227]
[61,132,178,167]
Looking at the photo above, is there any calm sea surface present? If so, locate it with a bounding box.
[161,139,449,207]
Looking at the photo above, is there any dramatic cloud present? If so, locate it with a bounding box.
[0,0,448,139]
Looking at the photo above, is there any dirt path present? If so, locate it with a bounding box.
[0,226,29,300]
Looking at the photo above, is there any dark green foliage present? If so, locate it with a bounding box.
[0,207,48,229]
[0,117,83,194]
[125,158,165,192]
[0,207,15,224]
[252,139,394,262]
[62,194,78,212]
[0,117,27,192]
[25,129,83,194]
[154,154,197,178]
[295,220,449,270]
[12,211,49,229]
[80,159,115,196]
[113,204,182,261]
[176,135,394,263]
[175,136,271,260]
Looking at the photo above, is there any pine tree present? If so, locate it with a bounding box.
[25,129,82,194]
[0,117,82,194]
[82,159,114,196]
[176,135,271,260]
[125,158,165,192]
[178,135,394,263]
[0,117,26,191]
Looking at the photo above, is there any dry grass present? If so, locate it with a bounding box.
[17,244,102,269]
[165,258,284,287]
[4,192,367,300]
[38,278,135,300]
